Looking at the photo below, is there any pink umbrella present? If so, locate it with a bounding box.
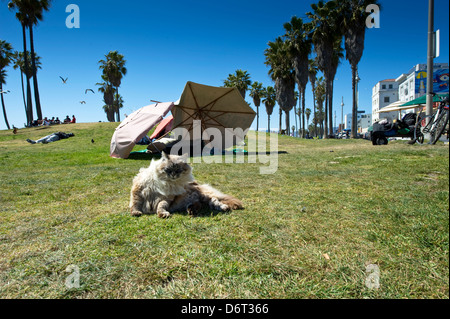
[149,115,174,140]
[110,102,174,159]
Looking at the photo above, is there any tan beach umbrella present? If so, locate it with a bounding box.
[171,81,256,150]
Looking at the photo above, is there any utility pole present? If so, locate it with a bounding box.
[426,0,434,118]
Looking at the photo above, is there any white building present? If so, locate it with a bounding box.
[372,79,399,123]
[345,111,372,133]
[358,113,373,133]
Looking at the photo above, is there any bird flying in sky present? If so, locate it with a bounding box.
[60,76,68,84]
[85,89,95,94]
[80,101,86,104]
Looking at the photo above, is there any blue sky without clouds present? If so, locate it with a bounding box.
[0,0,449,130]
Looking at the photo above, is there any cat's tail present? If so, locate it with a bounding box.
[220,195,244,211]
[194,183,244,211]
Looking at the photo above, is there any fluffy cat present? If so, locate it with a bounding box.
[129,152,243,218]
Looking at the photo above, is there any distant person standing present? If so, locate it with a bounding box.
[71,115,76,123]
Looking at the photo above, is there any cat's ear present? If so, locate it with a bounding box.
[180,153,189,162]
[161,151,170,161]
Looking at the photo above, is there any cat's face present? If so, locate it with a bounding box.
[158,152,192,181]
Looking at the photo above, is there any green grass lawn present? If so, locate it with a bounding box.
[0,123,448,299]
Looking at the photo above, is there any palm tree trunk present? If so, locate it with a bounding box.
[29,25,42,120]
[285,110,290,136]
[115,87,121,122]
[279,108,282,134]
[302,87,306,138]
[293,104,298,137]
[22,24,33,125]
[298,109,301,135]
[256,106,259,132]
[20,71,26,115]
[324,80,328,139]
[328,80,334,137]
[268,115,270,133]
[351,65,358,138]
[312,83,316,137]
[0,83,10,130]
[105,106,114,122]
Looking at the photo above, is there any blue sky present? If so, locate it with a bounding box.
[0,0,449,131]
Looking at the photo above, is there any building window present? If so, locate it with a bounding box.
[389,84,393,89]
[382,84,386,89]
[384,96,390,103]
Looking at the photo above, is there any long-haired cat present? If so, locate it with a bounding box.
[129,152,243,218]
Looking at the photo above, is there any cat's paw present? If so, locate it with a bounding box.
[157,211,172,219]
[209,198,229,212]
[210,202,229,212]
[131,210,143,217]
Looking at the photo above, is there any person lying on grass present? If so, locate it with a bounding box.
[26,132,75,144]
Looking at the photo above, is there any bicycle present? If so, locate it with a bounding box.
[414,94,449,145]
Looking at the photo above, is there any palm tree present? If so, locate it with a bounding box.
[328,38,344,136]
[8,0,33,125]
[340,0,380,138]
[308,58,319,136]
[12,50,41,119]
[9,0,51,122]
[249,82,264,132]
[223,69,252,99]
[99,51,127,122]
[305,108,312,129]
[296,107,301,136]
[307,0,343,137]
[113,93,124,120]
[102,104,115,122]
[314,76,326,137]
[264,37,296,135]
[262,86,276,133]
[25,0,51,121]
[293,90,299,135]
[279,107,283,134]
[0,40,14,129]
[0,70,10,129]
[96,79,115,122]
[284,16,313,138]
